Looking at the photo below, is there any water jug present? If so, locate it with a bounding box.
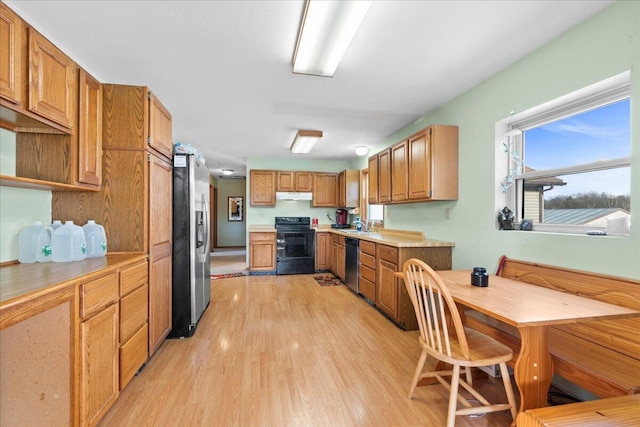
[52,221,87,262]
[18,221,53,263]
[51,220,63,230]
[83,220,107,258]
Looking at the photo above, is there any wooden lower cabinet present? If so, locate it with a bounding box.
[249,232,276,271]
[79,272,120,427]
[376,244,452,330]
[336,236,346,282]
[377,252,399,320]
[315,231,331,271]
[359,240,376,301]
[119,260,149,390]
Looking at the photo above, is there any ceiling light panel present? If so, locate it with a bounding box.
[293,0,372,77]
[290,130,323,154]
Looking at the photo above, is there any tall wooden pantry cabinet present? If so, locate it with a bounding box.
[52,84,173,357]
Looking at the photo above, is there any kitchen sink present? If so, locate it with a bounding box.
[341,230,370,235]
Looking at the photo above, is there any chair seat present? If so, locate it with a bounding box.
[420,326,513,368]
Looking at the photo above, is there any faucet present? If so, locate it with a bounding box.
[357,218,371,232]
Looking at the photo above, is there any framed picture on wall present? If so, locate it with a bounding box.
[228,196,243,221]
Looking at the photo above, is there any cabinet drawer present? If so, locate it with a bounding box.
[360,264,376,283]
[360,277,376,301]
[120,261,148,296]
[119,323,148,390]
[120,284,148,342]
[81,272,119,319]
[377,245,398,263]
[331,234,339,244]
[360,252,376,270]
[360,240,376,256]
[250,232,275,242]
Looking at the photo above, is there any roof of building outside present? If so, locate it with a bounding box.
[543,208,629,224]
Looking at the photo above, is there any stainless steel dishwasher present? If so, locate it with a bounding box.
[344,237,359,294]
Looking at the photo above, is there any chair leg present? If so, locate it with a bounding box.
[446,364,461,427]
[464,366,472,386]
[408,348,428,398]
[499,362,518,420]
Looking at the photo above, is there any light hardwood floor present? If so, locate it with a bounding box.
[99,275,517,426]
[210,248,247,274]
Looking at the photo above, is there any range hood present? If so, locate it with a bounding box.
[276,191,313,201]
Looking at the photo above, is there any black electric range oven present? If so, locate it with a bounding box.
[275,217,315,275]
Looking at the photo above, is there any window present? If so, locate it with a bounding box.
[361,169,384,226]
[498,71,631,236]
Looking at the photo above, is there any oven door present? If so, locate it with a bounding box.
[276,230,315,274]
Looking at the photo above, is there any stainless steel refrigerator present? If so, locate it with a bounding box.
[169,153,211,338]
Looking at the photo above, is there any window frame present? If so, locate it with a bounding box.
[497,71,631,236]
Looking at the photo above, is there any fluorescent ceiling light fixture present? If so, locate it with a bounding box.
[355,145,369,156]
[292,0,372,77]
[222,169,234,175]
[290,130,323,154]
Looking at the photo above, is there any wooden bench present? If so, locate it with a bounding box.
[515,394,640,426]
[464,255,640,399]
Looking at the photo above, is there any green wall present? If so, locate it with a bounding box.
[217,178,247,247]
[360,1,640,278]
[0,129,52,262]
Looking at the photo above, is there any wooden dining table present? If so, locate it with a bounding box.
[427,270,640,413]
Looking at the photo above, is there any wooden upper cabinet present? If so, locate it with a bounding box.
[294,171,312,192]
[77,69,102,187]
[312,172,338,207]
[148,92,172,159]
[408,125,458,200]
[391,141,408,202]
[0,3,24,105]
[250,170,276,206]
[276,171,294,191]
[276,171,313,192]
[28,28,76,128]
[368,154,379,204]
[338,169,360,208]
[377,149,391,203]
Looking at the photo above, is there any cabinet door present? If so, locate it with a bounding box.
[377,259,399,321]
[148,154,172,356]
[148,92,173,159]
[391,141,408,202]
[378,149,391,203]
[336,244,346,282]
[338,171,346,207]
[250,170,276,206]
[312,172,338,207]
[330,241,338,275]
[315,232,330,270]
[81,303,119,427]
[77,69,102,186]
[249,232,275,271]
[276,171,294,192]
[148,253,172,357]
[368,155,379,204]
[28,28,76,128]
[295,171,313,192]
[0,3,24,104]
[408,130,431,200]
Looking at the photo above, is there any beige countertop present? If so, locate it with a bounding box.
[1,253,146,307]
[248,225,455,248]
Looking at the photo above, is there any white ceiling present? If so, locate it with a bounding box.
[6,0,612,178]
